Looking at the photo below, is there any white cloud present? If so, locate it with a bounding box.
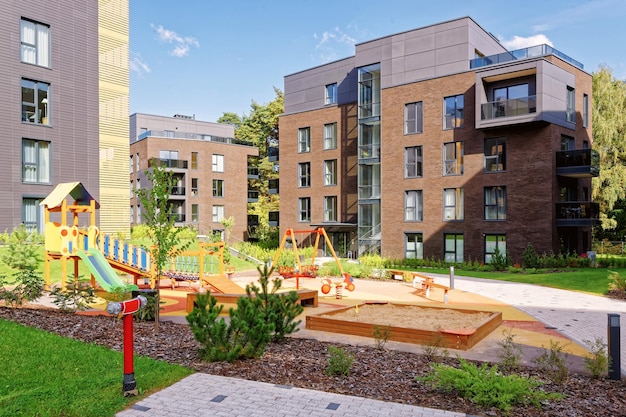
[130,52,150,76]
[313,27,357,63]
[151,24,199,57]
[500,34,553,50]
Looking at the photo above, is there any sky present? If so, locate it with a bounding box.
[129,0,626,123]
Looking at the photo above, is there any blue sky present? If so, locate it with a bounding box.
[130,0,626,123]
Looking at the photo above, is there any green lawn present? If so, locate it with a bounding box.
[0,319,192,417]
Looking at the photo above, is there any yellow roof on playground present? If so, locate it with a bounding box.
[40,182,100,209]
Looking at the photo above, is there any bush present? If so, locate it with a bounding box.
[49,281,96,313]
[584,337,611,379]
[418,358,561,414]
[532,340,569,384]
[609,270,626,293]
[326,346,354,376]
[522,243,540,269]
[497,329,523,372]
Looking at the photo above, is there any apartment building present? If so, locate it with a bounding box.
[0,0,129,235]
[130,113,259,242]
[279,17,597,263]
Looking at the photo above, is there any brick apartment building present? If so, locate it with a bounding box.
[0,0,130,236]
[129,113,259,242]
[279,16,597,263]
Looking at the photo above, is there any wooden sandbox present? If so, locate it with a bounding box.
[305,303,502,351]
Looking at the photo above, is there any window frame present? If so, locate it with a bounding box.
[212,205,225,222]
[22,197,44,234]
[298,127,311,153]
[405,232,424,259]
[443,188,464,221]
[404,190,423,222]
[404,101,423,134]
[323,122,337,150]
[212,154,224,172]
[324,196,337,222]
[323,159,337,186]
[583,93,589,128]
[484,137,506,172]
[20,19,50,67]
[191,152,198,169]
[443,94,464,129]
[404,146,423,178]
[191,204,199,223]
[21,79,50,125]
[325,83,337,105]
[22,138,51,184]
[484,186,507,220]
[298,197,311,222]
[566,86,576,123]
[484,234,506,264]
[212,179,224,197]
[298,162,311,188]
[443,141,463,176]
[444,233,464,263]
[191,178,199,196]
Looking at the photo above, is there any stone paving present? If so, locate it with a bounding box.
[116,274,625,417]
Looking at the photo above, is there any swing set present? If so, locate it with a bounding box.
[271,227,354,292]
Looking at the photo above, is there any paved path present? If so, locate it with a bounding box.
[116,274,625,416]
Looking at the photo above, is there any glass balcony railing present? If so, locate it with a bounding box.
[138,130,254,146]
[556,202,599,220]
[247,167,259,178]
[481,96,537,120]
[150,158,188,169]
[169,186,185,196]
[167,213,186,223]
[358,144,381,159]
[358,185,381,199]
[556,149,600,177]
[470,44,583,70]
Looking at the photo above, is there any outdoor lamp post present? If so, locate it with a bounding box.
[607,313,621,380]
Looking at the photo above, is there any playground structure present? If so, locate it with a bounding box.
[272,227,354,293]
[40,182,233,294]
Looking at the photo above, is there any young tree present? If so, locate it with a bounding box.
[592,66,626,231]
[136,164,189,331]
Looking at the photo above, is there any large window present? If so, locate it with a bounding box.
[443,188,464,221]
[485,234,506,264]
[191,204,199,223]
[298,197,311,222]
[443,141,463,175]
[191,178,198,196]
[484,138,506,172]
[213,179,224,197]
[21,79,49,125]
[493,84,530,117]
[405,233,423,259]
[324,160,337,186]
[298,127,311,153]
[484,186,506,220]
[444,233,464,263]
[404,146,423,178]
[583,93,589,128]
[566,86,576,123]
[129,155,134,174]
[21,19,50,67]
[324,123,337,150]
[443,94,464,129]
[212,154,224,172]
[23,198,44,233]
[212,205,225,222]
[324,196,337,222]
[22,139,50,183]
[404,190,423,222]
[298,162,311,187]
[191,152,198,169]
[404,101,423,134]
[325,83,337,105]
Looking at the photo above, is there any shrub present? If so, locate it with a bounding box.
[418,358,561,414]
[584,337,611,379]
[421,327,449,362]
[489,248,509,271]
[326,346,354,376]
[497,328,523,372]
[373,325,391,350]
[532,340,569,384]
[609,270,626,293]
[522,243,540,269]
[49,281,96,313]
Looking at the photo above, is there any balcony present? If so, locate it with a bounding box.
[268,146,279,162]
[247,166,259,179]
[167,213,186,223]
[555,202,599,227]
[149,158,188,169]
[358,144,381,161]
[481,96,536,120]
[358,184,381,200]
[556,149,600,178]
[138,130,254,147]
[470,44,583,70]
[268,178,279,194]
[248,190,259,203]
[169,186,186,196]
[269,211,279,227]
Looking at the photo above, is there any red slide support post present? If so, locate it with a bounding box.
[106,296,147,396]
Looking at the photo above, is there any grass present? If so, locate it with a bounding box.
[0,319,193,417]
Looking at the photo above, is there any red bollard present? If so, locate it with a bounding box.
[106,296,147,396]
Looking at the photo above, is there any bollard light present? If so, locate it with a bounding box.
[608,313,621,380]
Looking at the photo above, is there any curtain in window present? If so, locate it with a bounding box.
[23,199,39,232]
[23,140,37,182]
[38,141,49,182]
[37,24,49,67]
[21,20,36,64]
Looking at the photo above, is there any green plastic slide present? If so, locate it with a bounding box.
[77,248,138,293]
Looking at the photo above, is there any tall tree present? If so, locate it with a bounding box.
[217,112,244,128]
[592,67,626,231]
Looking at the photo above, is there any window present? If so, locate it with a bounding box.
[21,19,49,67]
[443,94,464,129]
[191,152,198,169]
[443,188,464,221]
[23,198,44,233]
[324,123,337,150]
[404,146,423,178]
[22,139,50,183]
[298,162,311,187]
[130,205,134,223]
[212,205,225,222]
[130,181,134,198]
[130,155,134,173]
[493,84,530,117]
[325,83,337,105]
[136,153,139,171]
[136,178,140,192]
[484,138,506,172]
[324,160,337,186]
[21,79,49,125]
[404,101,423,134]
[160,150,178,160]
[191,178,198,196]
[443,142,463,175]
[560,134,575,151]
[324,196,337,221]
[298,197,311,222]
[405,233,423,259]
[212,154,224,172]
[213,179,224,197]
[484,186,507,220]
[444,234,464,263]
[566,86,575,123]
[191,204,199,223]
[485,234,506,264]
[405,190,423,222]
[136,204,141,222]
[583,93,589,128]
[298,127,310,153]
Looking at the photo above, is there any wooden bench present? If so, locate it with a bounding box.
[186,289,318,313]
[388,270,450,303]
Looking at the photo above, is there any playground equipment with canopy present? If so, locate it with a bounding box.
[40,182,237,294]
[272,227,354,293]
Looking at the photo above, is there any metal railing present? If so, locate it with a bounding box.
[470,44,583,70]
[481,96,536,120]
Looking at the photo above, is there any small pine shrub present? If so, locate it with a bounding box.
[583,337,611,379]
[326,346,354,376]
[490,248,509,271]
[49,281,96,313]
[522,243,540,269]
